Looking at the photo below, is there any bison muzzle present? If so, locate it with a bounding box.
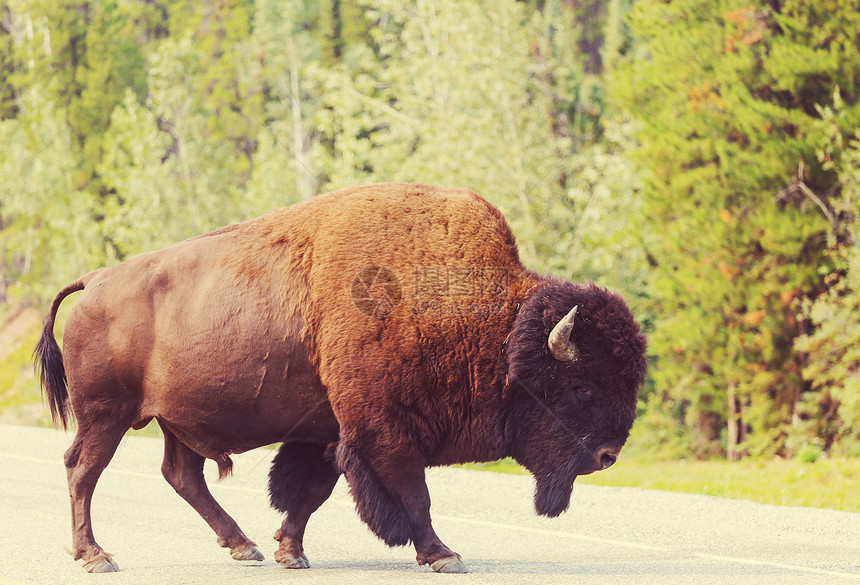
[36,182,647,573]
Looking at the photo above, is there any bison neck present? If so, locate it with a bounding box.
[418,343,527,467]
[418,278,541,467]
[425,400,515,467]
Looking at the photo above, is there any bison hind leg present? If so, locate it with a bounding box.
[159,426,263,563]
[334,442,412,547]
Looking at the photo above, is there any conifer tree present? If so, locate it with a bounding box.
[613,0,860,457]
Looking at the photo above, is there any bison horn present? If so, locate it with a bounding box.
[548,305,579,362]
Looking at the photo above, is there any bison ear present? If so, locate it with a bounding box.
[548,305,578,362]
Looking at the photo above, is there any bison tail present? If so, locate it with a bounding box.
[34,274,95,429]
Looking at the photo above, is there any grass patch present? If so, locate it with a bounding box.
[0,331,53,428]
[461,455,860,513]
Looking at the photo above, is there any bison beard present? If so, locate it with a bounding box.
[532,450,595,517]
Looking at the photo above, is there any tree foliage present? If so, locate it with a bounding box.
[612,0,860,457]
[794,96,860,456]
[1,0,859,458]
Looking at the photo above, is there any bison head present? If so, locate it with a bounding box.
[505,280,647,517]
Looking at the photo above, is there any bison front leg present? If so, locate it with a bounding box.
[159,426,264,563]
[335,441,467,573]
[268,441,340,569]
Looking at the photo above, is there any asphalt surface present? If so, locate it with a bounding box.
[0,423,858,585]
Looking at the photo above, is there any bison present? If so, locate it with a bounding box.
[36,182,647,574]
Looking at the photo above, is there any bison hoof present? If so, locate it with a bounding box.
[230,544,265,562]
[82,552,119,573]
[430,556,468,574]
[275,552,310,569]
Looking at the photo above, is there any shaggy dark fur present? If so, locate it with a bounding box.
[334,442,413,546]
[507,280,647,390]
[505,279,646,517]
[268,442,340,515]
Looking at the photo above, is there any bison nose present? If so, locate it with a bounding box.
[596,445,621,470]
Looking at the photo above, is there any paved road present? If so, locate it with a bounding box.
[0,424,858,585]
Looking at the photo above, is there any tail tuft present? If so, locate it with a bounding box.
[34,316,72,429]
[34,277,88,429]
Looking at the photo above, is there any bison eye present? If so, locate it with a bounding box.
[576,386,592,397]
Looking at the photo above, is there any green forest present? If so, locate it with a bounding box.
[1,0,859,462]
